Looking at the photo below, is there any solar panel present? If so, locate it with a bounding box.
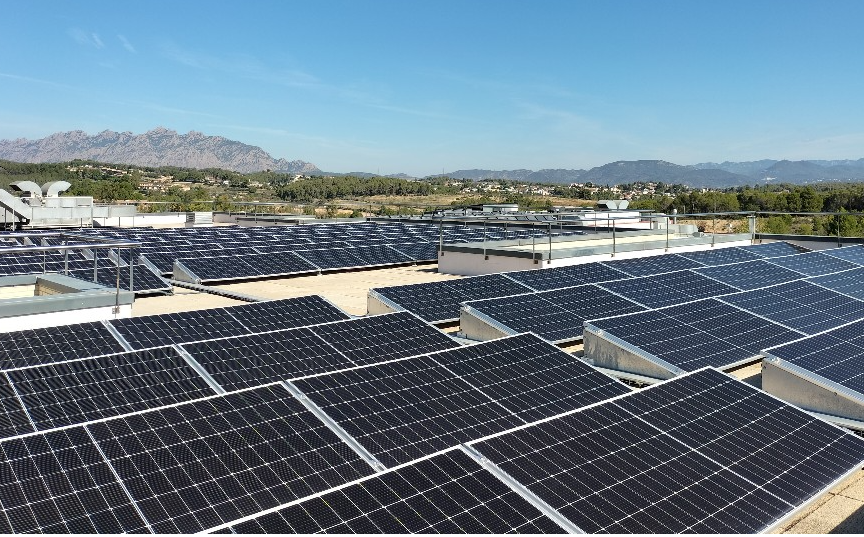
[0,427,150,533]
[87,384,375,533]
[695,259,803,290]
[598,270,738,309]
[471,368,864,533]
[740,241,808,258]
[586,299,802,373]
[388,242,438,261]
[295,248,366,270]
[678,247,762,266]
[809,267,864,300]
[6,346,216,431]
[717,280,864,334]
[225,449,565,534]
[766,251,861,276]
[822,244,864,265]
[68,264,170,293]
[309,312,460,366]
[431,333,630,422]
[228,296,350,333]
[110,306,252,349]
[601,253,704,277]
[463,292,587,343]
[181,328,352,391]
[502,262,628,291]
[293,357,523,467]
[0,322,126,370]
[764,319,864,394]
[464,285,646,343]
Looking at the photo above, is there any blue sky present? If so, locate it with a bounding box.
[2,0,863,176]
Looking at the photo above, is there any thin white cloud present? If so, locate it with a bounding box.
[118,35,136,53]
[67,28,104,49]
[0,72,80,92]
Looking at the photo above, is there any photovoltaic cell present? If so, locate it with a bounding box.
[472,368,864,533]
[0,322,126,370]
[294,357,523,467]
[182,328,353,391]
[87,384,374,533]
[717,280,864,334]
[809,267,864,300]
[6,346,215,431]
[309,312,459,366]
[0,380,35,439]
[601,254,705,277]
[431,333,630,422]
[0,427,150,533]
[764,319,864,394]
[766,251,861,277]
[226,449,564,534]
[68,264,170,294]
[695,260,803,290]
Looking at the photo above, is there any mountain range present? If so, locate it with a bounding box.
[3,128,864,187]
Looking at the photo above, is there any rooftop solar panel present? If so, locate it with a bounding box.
[87,384,375,533]
[766,251,861,276]
[764,319,864,395]
[598,270,738,309]
[740,241,808,258]
[228,296,350,333]
[502,262,628,291]
[68,264,170,293]
[0,427,150,533]
[110,306,252,349]
[464,284,646,343]
[309,312,460,366]
[586,299,802,374]
[0,322,126,370]
[463,292,587,343]
[809,267,864,300]
[430,333,630,422]
[181,328,352,392]
[601,253,705,277]
[678,247,762,266]
[717,280,864,334]
[822,244,864,265]
[695,259,802,290]
[225,449,566,534]
[471,368,864,533]
[293,357,523,467]
[6,346,216,431]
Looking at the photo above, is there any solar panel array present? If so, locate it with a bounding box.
[373,242,820,324]
[586,298,804,374]
[470,368,864,533]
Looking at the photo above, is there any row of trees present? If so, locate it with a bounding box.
[629,184,864,214]
[275,176,432,202]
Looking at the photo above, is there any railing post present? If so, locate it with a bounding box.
[93,249,98,283]
[665,215,670,252]
[611,220,616,258]
[712,213,716,247]
[548,222,552,264]
[483,220,487,260]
